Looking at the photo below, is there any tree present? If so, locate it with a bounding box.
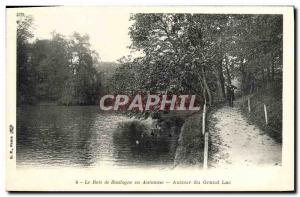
[31,33,70,101]
[113,13,283,110]
[17,13,36,105]
[61,33,101,105]
[127,14,225,105]
[17,18,103,105]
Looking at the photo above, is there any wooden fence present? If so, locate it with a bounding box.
[247,97,268,125]
[202,97,270,169]
[202,103,208,169]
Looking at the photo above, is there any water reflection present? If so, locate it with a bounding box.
[17,106,99,167]
[112,120,176,166]
[17,106,179,168]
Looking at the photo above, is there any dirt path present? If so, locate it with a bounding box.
[209,103,282,169]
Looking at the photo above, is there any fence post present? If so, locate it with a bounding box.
[203,132,209,169]
[202,103,208,169]
[264,104,268,125]
[202,103,206,135]
[248,98,251,113]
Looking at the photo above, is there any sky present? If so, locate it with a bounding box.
[20,7,135,62]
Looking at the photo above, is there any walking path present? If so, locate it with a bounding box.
[209,103,282,169]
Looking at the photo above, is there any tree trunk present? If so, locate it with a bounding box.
[198,77,206,104]
[216,61,226,100]
[201,67,212,106]
[224,56,232,85]
[241,70,248,94]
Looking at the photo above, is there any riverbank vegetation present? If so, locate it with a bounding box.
[17,12,283,165]
[113,118,183,165]
[18,13,283,111]
[240,85,282,143]
[112,14,282,108]
[17,13,117,105]
[111,14,283,159]
[174,112,204,167]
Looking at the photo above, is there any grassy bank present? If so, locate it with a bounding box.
[114,111,206,167]
[240,88,282,144]
[174,112,204,167]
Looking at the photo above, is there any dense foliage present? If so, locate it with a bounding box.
[17,13,283,110]
[112,14,283,107]
[17,13,103,105]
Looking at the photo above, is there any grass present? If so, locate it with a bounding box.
[240,87,282,144]
[174,112,204,167]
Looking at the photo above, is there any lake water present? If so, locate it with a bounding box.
[17,106,177,169]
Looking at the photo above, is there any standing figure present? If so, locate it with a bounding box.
[250,78,256,94]
[226,85,233,107]
[226,84,237,107]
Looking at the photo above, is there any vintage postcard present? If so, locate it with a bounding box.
[6,6,294,191]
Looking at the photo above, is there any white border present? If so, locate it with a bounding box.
[1,1,297,196]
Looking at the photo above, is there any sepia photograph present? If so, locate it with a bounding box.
[5,6,294,191]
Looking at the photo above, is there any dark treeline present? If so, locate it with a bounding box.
[110,13,283,136]
[112,14,282,107]
[17,13,112,106]
[17,12,283,115]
